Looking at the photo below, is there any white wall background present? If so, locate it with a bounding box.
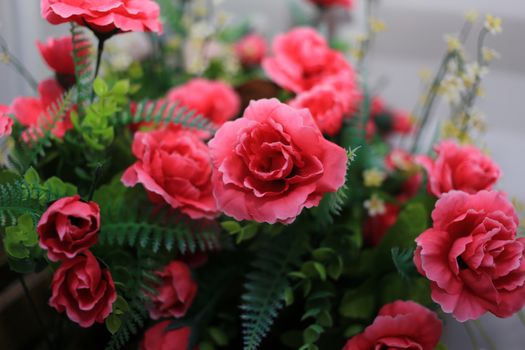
[1,0,525,348]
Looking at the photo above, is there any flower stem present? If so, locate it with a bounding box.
[0,34,38,92]
[91,38,106,101]
[518,310,525,327]
[473,319,497,350]
[87,163,104,201]
[18,275,53,350]
[463,322,480,350]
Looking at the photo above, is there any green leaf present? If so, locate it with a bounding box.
[379,202,428,252]
[23,168,40,185]
[208,327,228,346]
[339,291,375,319]
[7,256,37,273]
[303,324,323,344]
[435,342,448,350]
[105,314,122,335]
[4,214,38,259]
[220,221,241,234]
[93,78,109,96]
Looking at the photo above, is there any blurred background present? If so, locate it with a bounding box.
[1,0,525,348]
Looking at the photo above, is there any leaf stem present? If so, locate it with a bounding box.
[473,319,497,350]
[0,34,38,92]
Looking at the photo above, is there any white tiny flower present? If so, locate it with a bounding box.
[364,194,386,217]
[484,15,502,34]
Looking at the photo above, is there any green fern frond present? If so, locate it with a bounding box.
[0,177,70,226]
[104,296,148,350]
[113,100,217,134]
[241,233,301,350]
[70,23,93,112]
[9,89,75,173]
[311,146,358,227]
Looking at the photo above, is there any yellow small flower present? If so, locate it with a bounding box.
[441,121,460,139]
[482,47,501,63]
[464,10,479,23]
[484,14,502,34]
[476,86,486,97]
[363,168,387,188]
[0,53,10,64]
[512,197,525,213]
[369,18,387,33]
[364,194,386,217]
[418,68,433,83]
[444,35,462,53]
[350,48,364,60]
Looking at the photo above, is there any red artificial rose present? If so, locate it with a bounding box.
[289,84,346,136]
[148,261,197,320]
[41,0,163,34]
[209,98,348,224]
[141,321,193,350]
[343,300,442,350]
[308,0,353,9]
[37,35,75,75]
[37,195,100,262]
[414,190,525,321]
[9,79,72,140]
[49,251,117,328]
[263,27,355,93]
[0,105,13,137]
[417,140,501,197]
[122,128,218,219]
[166,79,240,126]
[363,204,400,246]
[235,33,267,66]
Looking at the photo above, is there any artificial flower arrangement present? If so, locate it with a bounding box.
[0,0,520,349]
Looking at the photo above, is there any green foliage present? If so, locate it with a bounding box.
[299,289,335,350]
[241,232,302,350]
[95,178,221,254]
[105,296,129,335]
[104,296,148,350]
[221,220,259,244]
[9,89,75,173]
[72,79,129,151]
[0,170,76,226]
[70,23,93,114]
[3,214,37,259]
[311,147,359,227]
[391,247,418,280]
[114,99,217,134]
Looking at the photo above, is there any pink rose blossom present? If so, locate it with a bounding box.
[209,98,348,224]
[141,321,193,350]
[343,300,442,350]
[37,195,100,262]
[263,27,356,93]
[41,0,163,34]
[235,33,267,66]
[9,79,72,140]
[0,105,13,137]
[414,190,525,321]
[49,251,117,328]
[148,261,197,320]
[309,0,354,9]
[289,84,346,136]
[122,128,218,219]
[417,140,501,197]
[166,79,240,126]
[37,35,75,75]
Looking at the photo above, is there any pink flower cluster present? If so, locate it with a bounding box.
[413,140,525,321]
[264,27,361,136]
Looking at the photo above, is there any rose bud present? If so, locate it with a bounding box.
[37,195,100,262]
[141,321,192,350]
[343,300,442,350]
[148,261,198,320]
[49,251,117,328]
